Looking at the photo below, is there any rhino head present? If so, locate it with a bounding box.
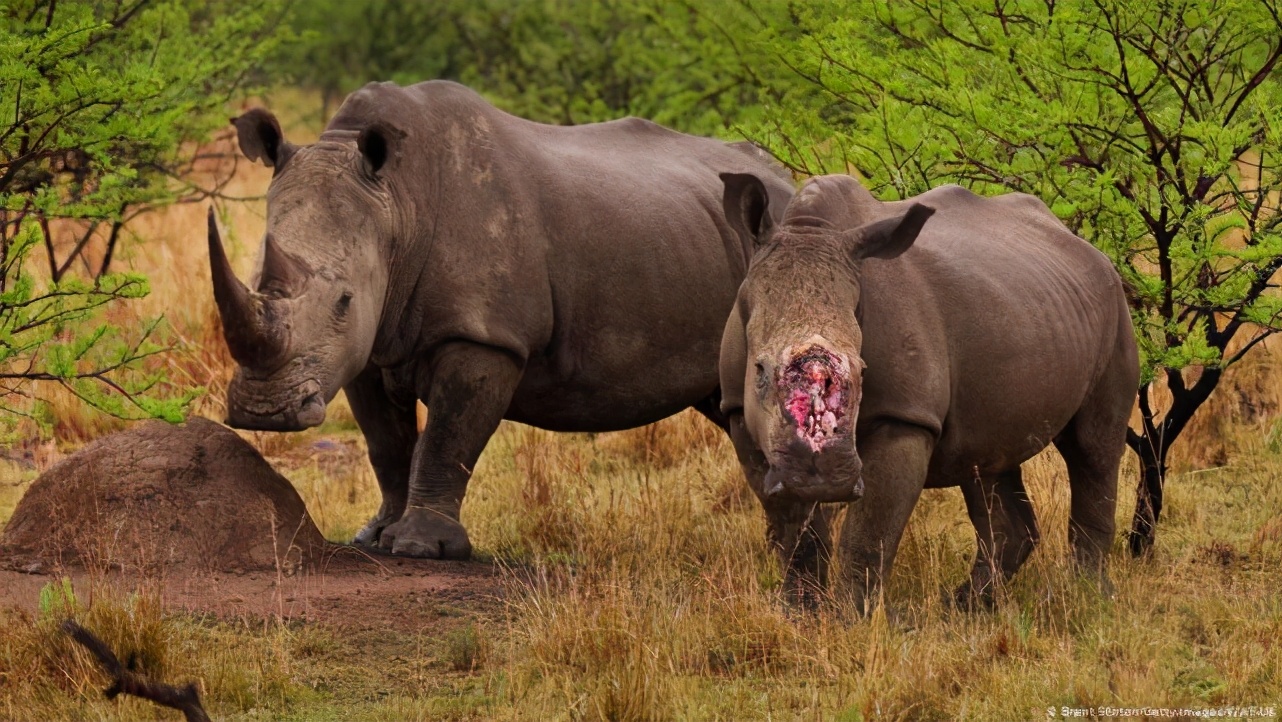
[721,173,934,502]
[209,109,398,431]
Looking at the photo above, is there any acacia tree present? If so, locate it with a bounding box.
[1,0,289,430]
[280,0,789,136]
[743,0,1282,554]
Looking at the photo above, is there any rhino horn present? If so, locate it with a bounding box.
[259,233,311,297]
[208,207,284,366]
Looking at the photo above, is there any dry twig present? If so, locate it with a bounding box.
[61,620,212,722]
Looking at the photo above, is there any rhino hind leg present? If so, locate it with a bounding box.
[692,389,730,433]
[1052,339,1133,594]
[955,466,1041,608]
[1053,413,1126,595]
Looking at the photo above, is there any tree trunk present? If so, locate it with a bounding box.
[1128,441,1167,556]
[1127,367,1218,557]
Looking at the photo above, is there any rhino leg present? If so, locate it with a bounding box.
[1054,388,1129,595]
[344,367,417,548]
[835,423,933,615]
[378,341,523,559]
[764,500,833,608]
[955,466,1040,608]
[728,414,831,606]
[691,389,730,433]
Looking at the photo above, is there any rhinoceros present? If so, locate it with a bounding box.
[208,80,794,559]
[718,173,1138,609]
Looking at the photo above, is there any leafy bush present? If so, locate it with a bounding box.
[0,0,291,433]
[280,0,787,136]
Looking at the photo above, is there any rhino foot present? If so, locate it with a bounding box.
[378,507,473,559]
[353,513,395,549]
[781,573,828,612]
[352,498,406,548]
[950,580,997,611]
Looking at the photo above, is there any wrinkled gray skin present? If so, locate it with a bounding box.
[209,80,794,559]
[719,173,1139,610]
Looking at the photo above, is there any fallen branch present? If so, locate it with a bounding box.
[61,620,212,722]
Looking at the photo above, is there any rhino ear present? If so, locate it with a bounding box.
[844,204,935,261]
[721,172,775,247]
[358,123,405,176]
[231,109,296,169]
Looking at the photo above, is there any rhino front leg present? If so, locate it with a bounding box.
[379,342,523,559]
[345,367,417,548]
[729,414,832,605]
[763,499,832,607]
[836,423,933,614]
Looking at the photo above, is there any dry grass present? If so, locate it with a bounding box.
[1,89,1280,719]
[260,407,381,544]
[454,413,1282,720]
[3,409,1277,719]
[0,578,312,721]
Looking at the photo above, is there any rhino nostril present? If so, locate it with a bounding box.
[295,392,326,427]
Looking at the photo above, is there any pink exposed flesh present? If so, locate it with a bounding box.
[780,346,850,452]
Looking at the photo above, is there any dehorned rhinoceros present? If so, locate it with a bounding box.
[718,173,1138,609]
[208,80,794,559]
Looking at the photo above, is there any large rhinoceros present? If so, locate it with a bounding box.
[209,80,794,559]
[718,173,1138,609]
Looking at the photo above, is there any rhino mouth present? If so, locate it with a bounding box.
[762,461,864,502]
[225,376,326,431]
[780,345,852,453]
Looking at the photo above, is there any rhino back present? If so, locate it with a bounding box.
[333,81,794,430]
[507,118,796,429]
[857,185,1132,480]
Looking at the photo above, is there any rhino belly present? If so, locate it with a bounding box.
[504,329,723,432]
[506,357,716,432]
[924,360,1097,486]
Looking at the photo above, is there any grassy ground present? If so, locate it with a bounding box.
[2,408,1280,720]
[0,90,1279,720]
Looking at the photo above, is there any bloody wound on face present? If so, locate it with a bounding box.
[780,345,850,452]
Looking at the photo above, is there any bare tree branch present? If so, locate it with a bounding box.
[61,620,211,722]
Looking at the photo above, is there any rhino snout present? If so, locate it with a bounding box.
[762,456,863,503]
[225,375,327,432]
[296,391,326,427]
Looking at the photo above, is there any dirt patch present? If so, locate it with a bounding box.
[0,417,506,647]
[0,417,325,575]
[0,551,504,630]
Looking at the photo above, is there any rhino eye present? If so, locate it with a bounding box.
[336,291,353,316]
[754,362,769,393]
